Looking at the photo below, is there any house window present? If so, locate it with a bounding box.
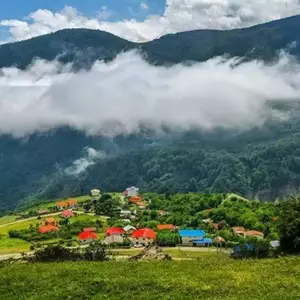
[136,242,139,245]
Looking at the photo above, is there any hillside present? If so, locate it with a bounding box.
[1,15,300,69]
[2,16,300,209]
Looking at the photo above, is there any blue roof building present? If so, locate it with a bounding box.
[194,238,213,245]
[179,230,211,246]
[179,230,206,237]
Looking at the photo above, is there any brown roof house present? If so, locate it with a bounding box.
[245,230,264,239]
[232,226,246,237]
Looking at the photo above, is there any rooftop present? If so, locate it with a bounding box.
[131,228,156,239]
[179,230,206,237]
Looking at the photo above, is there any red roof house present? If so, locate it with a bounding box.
[78,231,97,244]
[157,224,176,230]
[39,225,59,234]
[131,228,157,239]
[105,227,125,236]
[61,210,74,218]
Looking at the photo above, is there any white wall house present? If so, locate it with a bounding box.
[125,186,139,197]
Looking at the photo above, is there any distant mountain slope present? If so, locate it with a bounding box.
[3,16,300,210]
[1,15,300,69]
[0,29,135,69]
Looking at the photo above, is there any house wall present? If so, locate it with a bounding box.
[103,235,124,245]
[131,237,153,246]
[127,190,138,197]
[181,236,204,245]
[80,238,94,244]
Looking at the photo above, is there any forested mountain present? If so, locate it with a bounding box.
[2,16,300,209]
[1,15,300,69]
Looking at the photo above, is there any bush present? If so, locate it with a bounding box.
[26,244,110,262]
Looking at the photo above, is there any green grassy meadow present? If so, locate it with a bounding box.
[1,255,300,300]
[0,212,108,254]
[21,195,92,212]
[0,216,19,225]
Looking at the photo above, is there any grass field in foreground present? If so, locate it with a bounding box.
[1,255,300,300]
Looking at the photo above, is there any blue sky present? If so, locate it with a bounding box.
[0,0,165,21]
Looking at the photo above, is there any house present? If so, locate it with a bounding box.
[56,201,68,210]
[60,210,74,218]
[37,209,51,215]
[179,230,206,246]
[131,228,156,246]
[245,230,264,239]
[44,217,58,226]
[91,189,101,198]
[270,240,280,249]
[194,238,213,247]
[39,225,59,234]
[157,210,167,216]
[232,226,246,237]
[66,199,77,209]
[202,218,213,224]
[78,231,98,244]
[105,227,125,236]
[157,224,176,231]
[130,196,142,203]
[136,201,146,209]
[120,210,132,218]
[124,186,139,197]
[103,235,124,245]
[212,223,221,230]
[214,236,226,243]
[83,227,97,232]
[123,225,136,233]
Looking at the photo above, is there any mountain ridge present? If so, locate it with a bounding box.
[1,14,300,69]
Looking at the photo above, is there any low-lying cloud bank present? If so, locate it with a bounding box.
[1,1,300,42]
[0,51,300,138]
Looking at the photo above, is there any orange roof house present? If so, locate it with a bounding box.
[56,201,68,209]
[130,196,142,203]
[44,217,57,226]
[157,224,176,230]
[67,199,77,207]
[39,225,59,234]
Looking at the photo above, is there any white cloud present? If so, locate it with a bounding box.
[65,147,107,175]
[1,1,300,42]
[140,2,149,10]
[0,51,300,138]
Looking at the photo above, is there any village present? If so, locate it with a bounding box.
[0,186,279,258]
